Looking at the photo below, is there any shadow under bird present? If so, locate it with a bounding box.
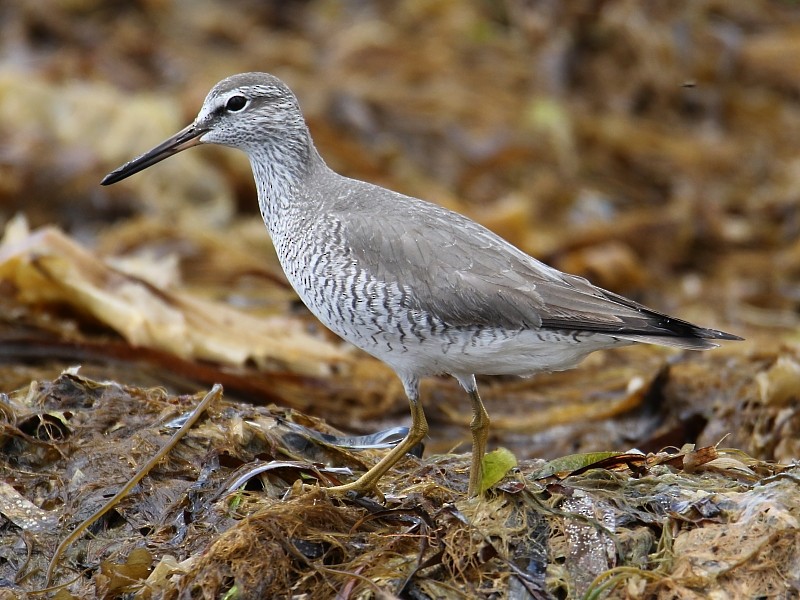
[102,72,741,497]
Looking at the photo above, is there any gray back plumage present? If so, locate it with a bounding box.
[315,175,733,350]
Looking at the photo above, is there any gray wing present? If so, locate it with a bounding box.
[333,187,737,349]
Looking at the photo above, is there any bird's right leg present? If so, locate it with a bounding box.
[454,374,490,497]
[326,375,427,496]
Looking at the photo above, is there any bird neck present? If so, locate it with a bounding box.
[248,130,326,233]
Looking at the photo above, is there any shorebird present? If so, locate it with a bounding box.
[102,72,740,497]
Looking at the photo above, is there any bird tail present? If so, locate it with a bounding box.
[614,327,742,351]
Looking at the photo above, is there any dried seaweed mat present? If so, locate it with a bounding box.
[0,372,798,599]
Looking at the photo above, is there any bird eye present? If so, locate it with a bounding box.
[225,95,247,111]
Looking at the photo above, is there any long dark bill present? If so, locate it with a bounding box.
[101,122,207,185]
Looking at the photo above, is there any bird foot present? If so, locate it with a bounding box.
[325,479,385,503]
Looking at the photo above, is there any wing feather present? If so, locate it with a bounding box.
[329,183,737,347]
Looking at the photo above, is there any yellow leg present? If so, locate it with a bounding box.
[327,376,427,496]
[466,382,490,497]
